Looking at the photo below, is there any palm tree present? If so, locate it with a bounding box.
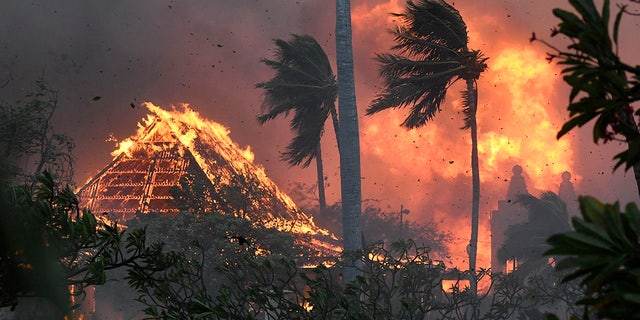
[336,0,364,283]
[256,34,339,212]
[366,0,487,290]
[499,192,572,276]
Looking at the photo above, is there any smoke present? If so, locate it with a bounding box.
[1,0,638,268]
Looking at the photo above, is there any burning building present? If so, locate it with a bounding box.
[77,102,339,255]
[490,165,577,273]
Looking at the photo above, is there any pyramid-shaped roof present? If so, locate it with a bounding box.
[78,103,337,253]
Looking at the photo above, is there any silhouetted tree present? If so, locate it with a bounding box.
[499,192,571,276]
[366,0,487,291]
[0,80,74,186]
[257,34,338,213]
[121,210,310,318]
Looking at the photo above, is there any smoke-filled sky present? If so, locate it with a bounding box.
[2,0,639,267]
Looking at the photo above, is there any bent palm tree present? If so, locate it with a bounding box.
[256,34,339,212]
[366,0,487,290]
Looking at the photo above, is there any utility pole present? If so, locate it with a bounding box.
[399,204,410,239]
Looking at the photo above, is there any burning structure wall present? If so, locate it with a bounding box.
[78,102,339,255]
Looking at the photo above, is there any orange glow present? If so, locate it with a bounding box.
[104,102,341,254]
[442,279,470,293]
[482,47,577,191]
[505,258,518,273]
[72,1,581,274]
[347,0,583,273]
[363,47,577,189]
[143,102,301,214]
[111,138,134,158]
[17,263,33,270]
[359,46,576,270]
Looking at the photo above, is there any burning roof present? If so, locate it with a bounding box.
[78,102,338,254]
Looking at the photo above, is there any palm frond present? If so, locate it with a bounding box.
[258,59,321,86]
[256,34,337,167]
[271,37,332,84]
[400,0,469,54]
[376,53,462,83]
[367,76,449,128]
[279,35,333,73]
[517,192,570,224]
[256,98,294,125]
[367,0,481,129]
[281,103,327,167]
[460,83,475,130]
[391,26,460,61]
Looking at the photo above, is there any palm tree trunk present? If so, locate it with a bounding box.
[315,144,327,212]
[336,0,363,284]
[329,101,341,151]
[467,79,480,296]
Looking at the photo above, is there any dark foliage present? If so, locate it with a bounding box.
[286,184,453,257]
[535,0,640,171]
[367,0,487,129]
[0,171,151,316]
[536,1,640,318]
[546,196,640,319]
[113,210,313,318]
[256,34,338,167]
[0,80,74,186]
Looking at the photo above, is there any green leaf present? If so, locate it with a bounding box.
[547,233,600,256]
[570,0,600,25]
[545,313,561,320]
[625,203,640,235]
[87,260,106,283]
[623,293,640,304]
[571,218,616,248]
[614,138,640,171]
[553,9,585,33]
[579,196,606,224]
[566,232,615,252]
[586,254,628,292]
[557,113,596,139]
[601,0,610,29]
[601,204,633,248]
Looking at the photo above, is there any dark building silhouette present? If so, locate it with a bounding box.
[558,171,578,214]
[490,165,577,273]
[490,165,529,273]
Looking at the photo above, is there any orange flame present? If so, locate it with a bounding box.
[350,0,581,270]
[480,47,577,191]
[361,47,575,188]
[105,102,337,252]
[359,46,576,269]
